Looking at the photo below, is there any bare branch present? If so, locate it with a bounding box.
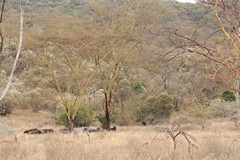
[155,122,197,154]
[0,0,5,23]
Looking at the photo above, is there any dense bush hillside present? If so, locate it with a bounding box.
[0,0,237,128]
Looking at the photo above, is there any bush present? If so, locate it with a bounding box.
[188,103,210,130]
[0,100,13,116]
[55,105,94,127]
[131,81,145,91]
[135,93,173,123]
[7,44,17,51]
[221,89,236,102]
[96,113,116,128]
[209,99,237,118]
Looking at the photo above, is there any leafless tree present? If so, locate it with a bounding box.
[154,122,197,154]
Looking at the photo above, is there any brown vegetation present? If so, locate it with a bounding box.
[0,110,239,160]
[1,1,240,159]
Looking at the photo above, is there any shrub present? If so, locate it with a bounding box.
[0,100,13,116]
[0,89,21,116]
[96,112,116,128]
[7,44,17,51]
[131,81,145,91]
[135,93,173,123]
[208,98,236,118]
[188,103,210,130]
[221,89,236,102]
[230,114,240,128]
[55,105,94,127]
[22,94,45,112]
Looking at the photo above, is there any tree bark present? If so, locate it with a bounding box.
[68,118,74,130]
[173,137,176,150]
[236,79,240,108]
[104,92,111,130]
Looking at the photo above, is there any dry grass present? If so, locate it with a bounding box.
[0,110,240,160]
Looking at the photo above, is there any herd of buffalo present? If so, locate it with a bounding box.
[23,126,117,135]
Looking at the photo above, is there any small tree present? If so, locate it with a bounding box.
[188,103,210,130]
[43,42,94,130]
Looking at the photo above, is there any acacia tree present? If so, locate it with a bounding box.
[174,0,240,106]
[29,11,96,129]
[87,0,161,129]
[43,41,94,130]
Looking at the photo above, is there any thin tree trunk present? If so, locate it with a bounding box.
[68,118,74,130]
[236,80,239,108]
[121,100,124,113]
[104,92,111,130]
[173,137,176,150]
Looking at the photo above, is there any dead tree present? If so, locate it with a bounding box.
[155,122,197,154]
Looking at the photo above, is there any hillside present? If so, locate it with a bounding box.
[0,0,238,128]
[1,0,240,159]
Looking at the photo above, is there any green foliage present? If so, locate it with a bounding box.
[220,89,236,102]
[55,105,94,127]
[189,103,209,119]
[2,0,226,124]
[96,113,116,128]
[131,81,145,91]
[135,93,173,123]
[0,99,13,116]
[188,103,210,130]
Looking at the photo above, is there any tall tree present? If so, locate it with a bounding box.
[87,0,161,129]
[45,43,94,130]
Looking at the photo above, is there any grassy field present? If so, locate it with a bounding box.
[0,110,240,160]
